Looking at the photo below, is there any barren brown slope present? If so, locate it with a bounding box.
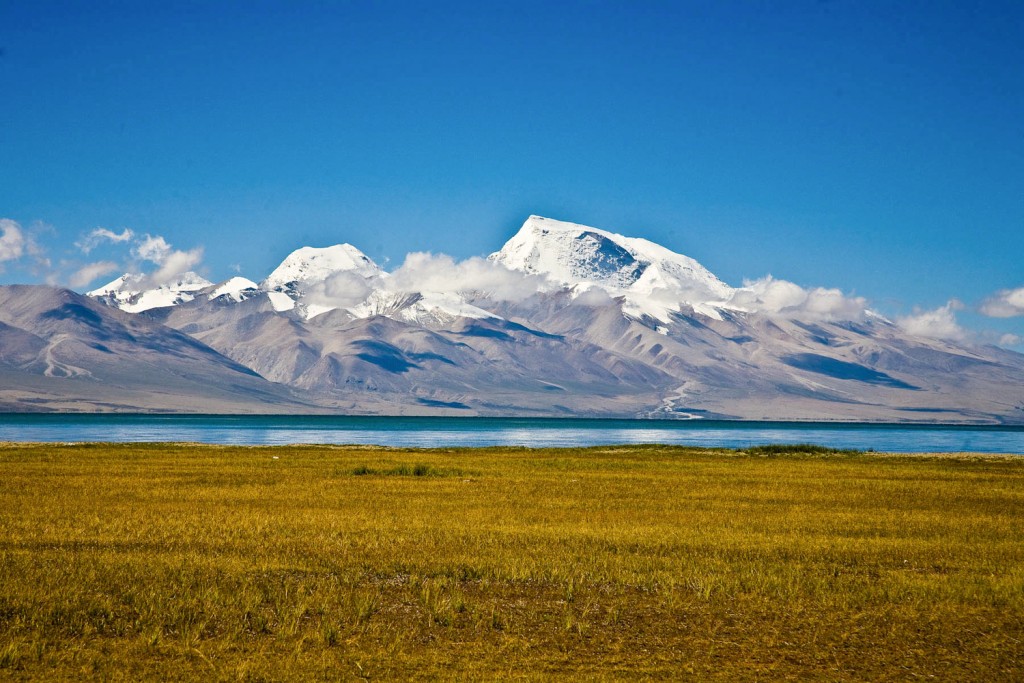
[0,285,314,413]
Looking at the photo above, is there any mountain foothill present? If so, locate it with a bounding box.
[1,216,1021,423]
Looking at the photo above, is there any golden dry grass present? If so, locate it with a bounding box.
[0,442,1022,680]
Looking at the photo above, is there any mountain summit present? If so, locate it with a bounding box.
[492,216,735,321]
[261,244,382,291]
[38,214,1021,421]
[88,271,213,313]
[492,216,731,297]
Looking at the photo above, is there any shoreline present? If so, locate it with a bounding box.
[1,441,1021,458]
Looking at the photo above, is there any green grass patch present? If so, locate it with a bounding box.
[350,463,468,477]
[744,442,863,456]
[0,442,1022,680]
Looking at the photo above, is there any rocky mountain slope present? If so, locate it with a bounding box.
[0,286,314,413]
[4,215,1021,421]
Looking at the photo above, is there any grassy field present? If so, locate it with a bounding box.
[0,442,1022,681]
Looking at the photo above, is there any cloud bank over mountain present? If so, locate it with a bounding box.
[0,213,1021,355]
[897,300,968,342]
[724,276,869,321]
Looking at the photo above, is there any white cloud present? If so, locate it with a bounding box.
[572,286,617,307]
[76,227,134,254]
[999,333,1022,347]
[306,257,875,323]
[896,300,967,341]
[980,287,1024,318]
[69,261,120,288]
[118,233,205,287]
[305,252,548,311]
[0,218,49,274]
[725,275,869,321]
[0,218,27,264]
[146,247,204,286]
[307,270,377,309]
[132,234,173,264]
[386,252,547,302]
[2,219,202,289]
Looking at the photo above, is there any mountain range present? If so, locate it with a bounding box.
[1,215,1021,422]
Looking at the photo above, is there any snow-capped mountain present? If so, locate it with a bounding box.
[88,271,213,313]
[88,216,742,325]
[349,290,499,326]
[207,276,260,303]
[257,244,383,317]
[491,215,734,321]
[492,216,730,295]
[0,285,305,412]
[65,214,1024,422]
[262,244,382,290]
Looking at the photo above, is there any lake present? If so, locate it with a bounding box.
[0,415,1022,453]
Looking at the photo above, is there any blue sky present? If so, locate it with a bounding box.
[2,1,1022,345]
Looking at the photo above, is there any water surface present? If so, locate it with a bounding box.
[0,415,1021,453]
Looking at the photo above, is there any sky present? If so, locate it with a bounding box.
[1,0,1022,347]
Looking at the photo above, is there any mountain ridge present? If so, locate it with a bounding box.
[1,215,1019,421]
[0,285,317,413]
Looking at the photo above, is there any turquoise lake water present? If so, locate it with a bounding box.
[0,415,1021,453]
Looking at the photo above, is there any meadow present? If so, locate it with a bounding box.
[0,442,1022,680]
